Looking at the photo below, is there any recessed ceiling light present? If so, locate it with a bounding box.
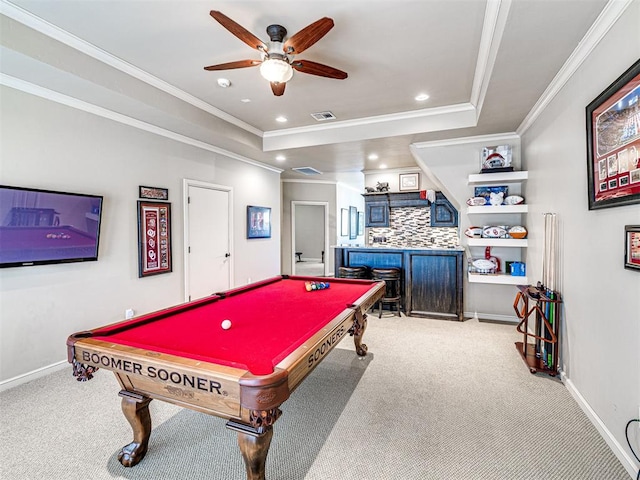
[217,78,231,88]
[275,154,286,162]
[368,154,379,161]
[240,98,251,103]
[276,116,288,123]
[380,164,387,169]
[415,93,429,101]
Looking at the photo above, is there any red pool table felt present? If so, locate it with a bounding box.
[91,277,376,375]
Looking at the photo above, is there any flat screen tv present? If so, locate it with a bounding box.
[0,185,104,268]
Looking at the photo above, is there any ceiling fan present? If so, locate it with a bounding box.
[204,10,348,96]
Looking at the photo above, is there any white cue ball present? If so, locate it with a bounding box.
[221,319,232,330]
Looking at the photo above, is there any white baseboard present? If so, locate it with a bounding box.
[465,311,519,323]
[0,360,68,392]
[562,375,638,479]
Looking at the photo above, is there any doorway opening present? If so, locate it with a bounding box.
[291,201,329,277]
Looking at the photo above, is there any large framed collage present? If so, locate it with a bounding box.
[586,58,640,210]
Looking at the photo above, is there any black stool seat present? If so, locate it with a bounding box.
[371,267,402,317]
[338,266,370,279]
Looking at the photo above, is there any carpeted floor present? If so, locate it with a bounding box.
[0,315,630,479]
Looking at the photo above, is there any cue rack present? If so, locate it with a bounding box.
[513,213,562,376]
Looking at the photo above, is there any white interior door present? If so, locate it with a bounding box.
[184,180,232,302]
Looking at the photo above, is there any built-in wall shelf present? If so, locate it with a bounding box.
[465,170,529,285]
[468,171,529,184]
[467,238,528,247]
[467,205,528,214]
[468,273,528,285]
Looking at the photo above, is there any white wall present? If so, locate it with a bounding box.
[336,182,365,246]
[0,86,281,384]
[520,1,640,472]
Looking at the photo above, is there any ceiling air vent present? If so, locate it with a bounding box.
[292,167,323,176]
[310,111,337,121]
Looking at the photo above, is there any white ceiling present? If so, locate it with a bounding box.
[0,0,610,178]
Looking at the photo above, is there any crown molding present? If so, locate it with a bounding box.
[411,132,519,149]
[263,103,477,151]
[0,74,282,174]
[470,0,511,117]
[281,179,337,185]
[517,0,634,135]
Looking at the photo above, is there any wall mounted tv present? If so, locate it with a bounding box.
[0,185,104,268]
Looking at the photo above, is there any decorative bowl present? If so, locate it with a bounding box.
[508,226,528,239]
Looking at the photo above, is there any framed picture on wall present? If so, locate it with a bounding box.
[399,173,419,191]
[340,208,349,236]
[349,206,357,239]
[586,58,640,210]
[139,185,168,201]
[247,206,271,239]
[137,200,172,277]
[624,225,640,271]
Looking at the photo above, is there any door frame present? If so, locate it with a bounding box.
[291,201,329,276]
[183,179,234,302]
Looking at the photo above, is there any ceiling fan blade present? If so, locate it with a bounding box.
[284,17,334,54]
[291,60,347,79]
[204,60,261,71]
[271,82,286,96]
[209,10,267,51]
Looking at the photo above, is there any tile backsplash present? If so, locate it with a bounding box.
[368,206,459,248]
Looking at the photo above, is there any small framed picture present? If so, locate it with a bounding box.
[139,186,169,201]
[247,206,271,239]
[624,225,640,271]
[399,173,419,191]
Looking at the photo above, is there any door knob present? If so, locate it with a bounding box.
[225,252,231,258]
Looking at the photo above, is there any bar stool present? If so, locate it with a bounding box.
[337,266,370,279]
[371,267,402,317]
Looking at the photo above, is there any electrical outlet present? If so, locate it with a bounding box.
[125,308,134,319]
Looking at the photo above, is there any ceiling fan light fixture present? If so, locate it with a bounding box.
[260,58,294,83]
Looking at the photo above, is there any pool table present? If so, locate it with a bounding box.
[67,275,384,480]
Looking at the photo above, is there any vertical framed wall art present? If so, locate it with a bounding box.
[340,208,348,237]
[349,206,357,239]
[247,206,271,239]
[586,58,640,210]
[137,200,172,277]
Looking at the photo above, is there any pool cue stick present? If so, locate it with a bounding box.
[538,213,549,357]
[548,214,558,369]
[544,213,551,362]
[547,214,555,367]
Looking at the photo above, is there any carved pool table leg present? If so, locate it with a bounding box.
[117,390,152,467]
[237,427,273,480]
[350,310,368,356]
